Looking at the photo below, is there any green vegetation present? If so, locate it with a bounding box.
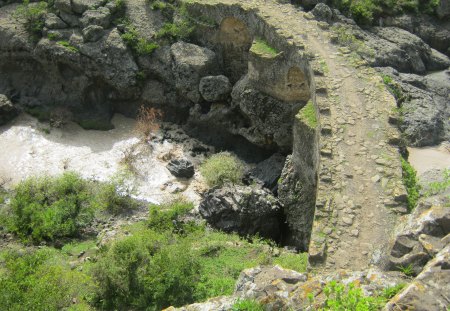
[2,172,138,243]
[298,100,318,128]
[425,168,450,198]
[318,280,404,310]
[57,40,79,53]
[397,263,415,276]
[331,25,374,58]
[14,0,49,38]
[120,26,159,56]
[0,247,97,310]
[200,152,245,187]
[401,157,421,211]
[156,20,195,42]
[232,299,265,311]
[381,74,405,102]
[250,38,278,57]
[331,0,441,25]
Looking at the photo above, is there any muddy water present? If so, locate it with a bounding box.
[0,113,201,204]
[408,142,450,176]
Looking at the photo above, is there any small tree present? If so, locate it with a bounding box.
[134,105,162,141]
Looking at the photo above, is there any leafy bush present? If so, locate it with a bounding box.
[156,20,195,42]
[321,281,385,310]
[14,0,48,37]
[8,172,96,243]
[4,172,138,243]
[232,299,265,311]
[0,247,96,310]
[121,26,159,56]
[147,199,194,232]
[401,157,421,211]
[200,152,245,187]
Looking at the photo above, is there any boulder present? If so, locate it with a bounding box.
[385,245,450,311]
[44,13,68,29]
[199,75,232,102]
[170,41,219,103]
[82,25,104,42]
[80,7,111,29]
[166,158,195,179]
[58,11,80,28]
[72,0,103,14]
[250,153,286,192]
[199,183,282,240]
[0,94,18,125]
[55,0,72,13]
[231,77,300,151]
[311,3,333,23]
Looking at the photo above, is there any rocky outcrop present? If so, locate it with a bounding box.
[199,75,232,102]
[378,67,450,146]
[166,158,195,179]
[199,183,282,241]
[0,94,18,125]
[171,41,219,103]
[385,245,450,311]
[250,153,286,193]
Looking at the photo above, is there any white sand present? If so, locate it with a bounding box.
[408,143,450,176]
[0,113,201,205]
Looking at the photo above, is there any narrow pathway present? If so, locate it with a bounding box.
[190,0,406,271]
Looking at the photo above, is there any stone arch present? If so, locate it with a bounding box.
[218,17,253,83]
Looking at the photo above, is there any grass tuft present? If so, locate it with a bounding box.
[251,38,278,57]
[297,100,318,128]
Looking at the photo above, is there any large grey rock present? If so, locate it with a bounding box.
[170,41,219,103]
[199,75,232,102]
[0,94,18,125]
[199,183,282,240]
[231,77,301,151]
[166,158,195,179]
[311,3,333,23]
[436,0,450,19]
[55,0,72,13]
[385,245,450,311]
[377,67,450,146]
[72,0,103,14]
[58,11,80,28]
[80,7,111,29]
[44,13,68,29]
[250,153,286,192]
[82,25,104,42]
[388,205,450,275]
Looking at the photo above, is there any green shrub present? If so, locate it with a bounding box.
[200,152,244,187]
[251,39,278,57]
[401,157,421,211]
[93,182,138,215]
[321,281,385,310]
[156,20,195,42]
[349,0,380,25]
[273,252,308,272]
[0,247,96,310]
[15,0,48,37]
[57,40,79,53]
[232,299,265,311]
[92,228,200,310]
[4,172,138,243]
[148,199,194,232]
[121,26,159,56]
[8,172,96,243]
[297,100,318,128]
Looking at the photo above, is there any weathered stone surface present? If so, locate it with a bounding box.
[436,0,450,19]
[82,25,104,42]
[199,184,282,241]
[80,7,111,29]
[311,3,333,23]
[55,0,72,13]
[72,0,103,14]
[231,77,301,151]
[166,158,195,179]
[44,13,68,29]
[385,245,450,311]
[0,94,18,125]
[58,11,80,28]
[199,75,232,102]
[171,41,218,103]
[250,153,286,192]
